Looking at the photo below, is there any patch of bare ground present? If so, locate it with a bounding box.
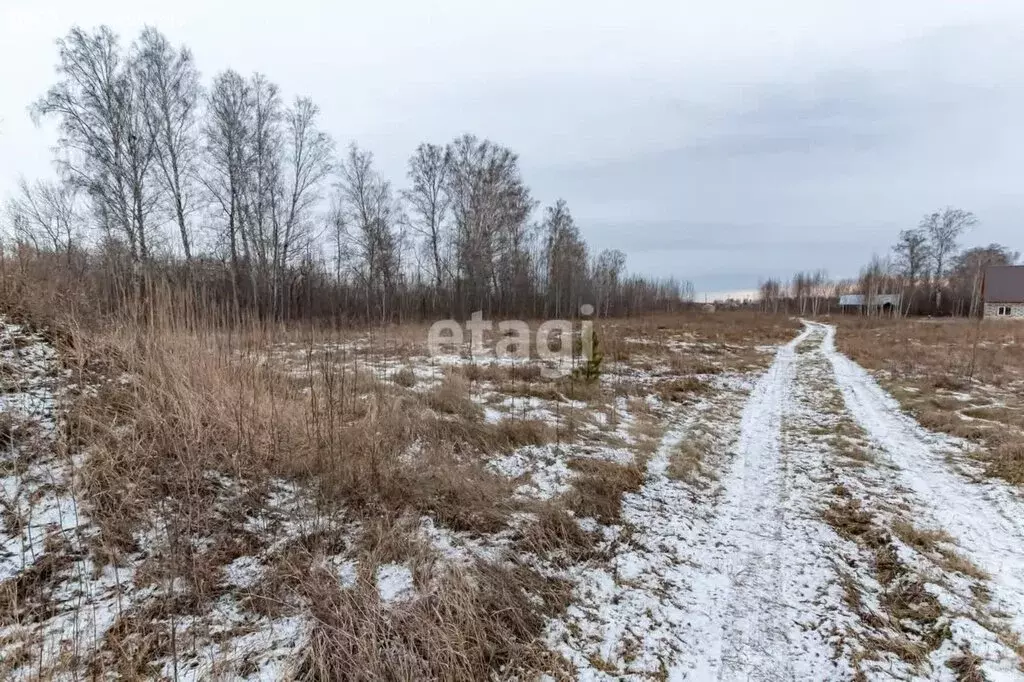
[835,316,1024,486]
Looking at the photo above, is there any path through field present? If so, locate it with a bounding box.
[6,316,1024,680]
[820,321,1024,639]
[556,321,1024,680]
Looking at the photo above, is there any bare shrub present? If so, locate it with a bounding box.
[566,458,646,523]
[392,366,417,387]
[296,560,569,681]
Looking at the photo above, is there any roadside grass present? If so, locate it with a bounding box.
[823,492,953,672]
[794,348,1009,677]
[666,438,713,483]
[566,458,648,524]
[834,317,1024,486]
[0,258,803,678]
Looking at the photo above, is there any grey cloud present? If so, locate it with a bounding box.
[522,30,1024,293]
[2,6,1023,297]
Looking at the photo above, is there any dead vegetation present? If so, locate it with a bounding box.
[0,260,807,678]
[666,437,712,483]
[565,458,648,524]
[835,316,1024,485]
[824,492,953,671]
[295,558,571,680]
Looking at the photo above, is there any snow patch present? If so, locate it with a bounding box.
[376,563,415,603]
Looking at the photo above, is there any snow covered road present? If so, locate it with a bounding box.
[819,321,1024,639]
[554,321,1024,680]
[671,324,848,680]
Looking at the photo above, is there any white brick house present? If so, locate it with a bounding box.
[983,266,1024,319]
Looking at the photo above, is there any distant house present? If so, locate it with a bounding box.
[838,293,901,314]
[983,265,1024,318]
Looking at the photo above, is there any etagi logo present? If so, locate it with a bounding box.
[427,305,597,378]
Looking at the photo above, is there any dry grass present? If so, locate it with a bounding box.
[516,501,599,564]
[25,306,580,678]
[599,311,801,374]
[459,361,545,384]
[561,454,647,522]
[566,457,647,524]
[296,559,570,680]
[0,259,811,679]
[657,376,710,403]
[627,417,665,458]
[822,493,955,671]
[835,316,1024,486]
[492,417,554,448]
[391,366,417,387]
[834,317,1024,387]
[666,440,708,482]
[890,519,954,553]
[947,648,987,682]
[987,439,1024,485]
[426,372,483,420]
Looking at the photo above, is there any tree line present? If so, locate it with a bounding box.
[758,207,1019,317]
[3,25,694,324]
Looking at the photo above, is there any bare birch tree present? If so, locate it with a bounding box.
[134,27,201,260]
[273,97,333,316]
[593,248,626,317]
[542,199,589,318]
[337,144,402,322]
[892,227,931,314]
[921,207,976,310]
[242,74,284,310]
[404,143,451,293]
[446,134,533,315]
[203,70,253,297]
[33,26,157,263]
[5,178,79,260]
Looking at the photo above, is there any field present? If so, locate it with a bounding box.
[835,316,1024,485]
[3,305,1024,680]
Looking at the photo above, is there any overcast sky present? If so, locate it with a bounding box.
[2,1,1022,297]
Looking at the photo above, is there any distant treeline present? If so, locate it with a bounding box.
[4,26,694,325]
[758,208,1019,317]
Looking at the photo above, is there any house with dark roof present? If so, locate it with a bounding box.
[983,265,1024,318]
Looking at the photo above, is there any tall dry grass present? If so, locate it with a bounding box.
[835,316,1024,485]
[0,250,810,677]
[0,259,584,678]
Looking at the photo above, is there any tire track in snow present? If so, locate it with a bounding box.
[819,321,1024,639]
[670,323,852,680]
[549,325,857,680]
[545,381,754,679]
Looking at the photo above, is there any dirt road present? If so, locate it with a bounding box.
[556,322,1024,680]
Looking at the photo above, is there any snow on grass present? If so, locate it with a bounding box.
[376,563,415,603]
[489,443,641,502]
[545,339,800,679]
[821,322,1024,640]
[420,516,508,565]
[0,330,354,682]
